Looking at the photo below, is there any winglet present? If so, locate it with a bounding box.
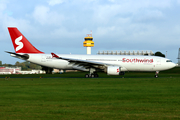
[51,53,60,58]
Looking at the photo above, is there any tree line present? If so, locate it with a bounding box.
[0,61,42,70]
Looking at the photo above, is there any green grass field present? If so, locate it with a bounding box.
[0,68,180,119]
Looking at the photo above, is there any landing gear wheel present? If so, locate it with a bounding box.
[91,73,99,78]
[154,75,158,78]
[155,71,159,78]
[94,74,99,78]
[91,74,95,78]
[85,74,89,78]
[85,73,99,78]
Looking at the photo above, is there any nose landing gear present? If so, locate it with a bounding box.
[155,71,159,78]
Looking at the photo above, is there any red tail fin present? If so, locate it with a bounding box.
[8,27,44,54]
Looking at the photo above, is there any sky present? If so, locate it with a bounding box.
[0,0,180,64]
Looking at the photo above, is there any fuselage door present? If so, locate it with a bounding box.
[156,58,161,65]
[41,55,46,62]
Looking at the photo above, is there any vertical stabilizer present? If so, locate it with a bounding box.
[8,27,44,54]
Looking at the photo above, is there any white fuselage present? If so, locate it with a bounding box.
[26,54,176,72]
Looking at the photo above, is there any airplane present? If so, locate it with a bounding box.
[6,27,176,78]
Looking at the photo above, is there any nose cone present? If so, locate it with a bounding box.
[157,59,176,71]
[170,62,176,69]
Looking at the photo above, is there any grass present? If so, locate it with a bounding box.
[0,77,180,119]
[0,68,180,119]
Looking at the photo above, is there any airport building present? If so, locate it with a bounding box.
[0,66,46,75]
[97,50,154,56]
[17,70,45,74]
[0,67,21,74]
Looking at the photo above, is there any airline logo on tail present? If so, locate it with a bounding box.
[15,35,23,52]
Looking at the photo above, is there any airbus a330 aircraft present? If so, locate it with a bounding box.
[6,27,176,78]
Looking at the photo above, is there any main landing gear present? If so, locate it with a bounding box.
[85,73,99,78]
[154,71,159,78]
[42,67,53,74]
[85,68,99,78]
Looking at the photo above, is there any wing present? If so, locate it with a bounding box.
[51,53,117,70]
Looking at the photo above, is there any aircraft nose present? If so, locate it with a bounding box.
[166,62,176,69]
[172,62,177,68]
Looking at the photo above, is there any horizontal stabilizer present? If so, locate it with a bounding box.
[5,51,29,60]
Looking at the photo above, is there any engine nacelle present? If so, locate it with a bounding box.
[107,66,121,75]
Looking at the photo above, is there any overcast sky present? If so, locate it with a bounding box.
[0,0,180,64]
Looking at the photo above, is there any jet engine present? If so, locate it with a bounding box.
[107,66,121,75]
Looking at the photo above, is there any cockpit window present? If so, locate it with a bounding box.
[166,60,172,62]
